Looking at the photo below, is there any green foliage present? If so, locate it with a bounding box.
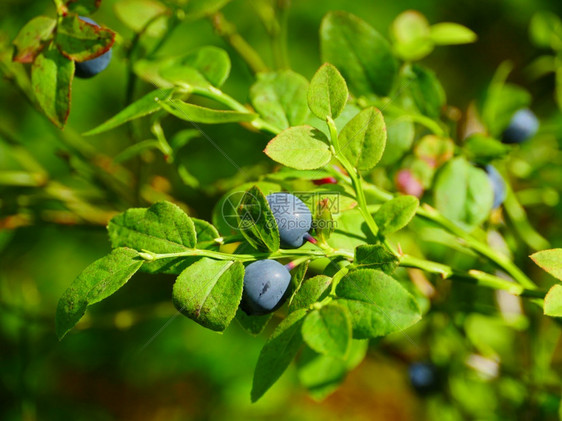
[336,269,421,339]
[544,285,562,317]
[531,249,562,280]
[308,63,348,120]
[265,125,332,170]
[55,14,115,62]
[172,258,244,331]
[236,185,280,252]
[12,16,56,63]
[354,244,399,273]
[302,303,352,358]
[338,107,386,171]
[289,275,332,312]
[161,99,256,124]
[373,195,419,235]
[320,11,397,96]
[56,247,143,339]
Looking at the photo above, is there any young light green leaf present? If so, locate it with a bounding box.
[391,11,433,61]
[529,11,562,49]
[320,11,398,97]
[235,308,273,335]
[297,340,368,400]
[250,70,310,131]
[308,63,348,120]
[339,107,386,171]
[161,99,255,124]
[84,88,174,136]
[287,260,310,308]
[264,125,332,170]
[182,0,232,19]
[354,244,399,273]
[433,157,493,228]
[172,258,244,331]
[12,16,56,63]
[55,14,115,62]
[531,249,562,281]
[302,303,352,358]
[56,247,143,340]
[32,48,74,128]
[336,269,421,339]
[374,195,419,236]
[252,309,307,402]
[430,23,478,45]
[289,275,332,312]
[114,0,168,35]
[108,201,197,274]
[236,185,280,252]
[544,284,562,317]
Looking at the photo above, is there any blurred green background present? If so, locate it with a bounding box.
[1,0,562,420]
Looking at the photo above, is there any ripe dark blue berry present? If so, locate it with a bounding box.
[266,192,312,248]
[75,17,112,79]
[241,260,291,315]
[501,108,539,144]
[408,362,439,395]
[486,165,506,209]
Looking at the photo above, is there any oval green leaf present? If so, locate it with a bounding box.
[308,63,348,120]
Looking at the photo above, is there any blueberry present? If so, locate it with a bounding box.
[485,165,506,209]
[408,362,439,395]
[266,193,312,248]
[241,260,291,315]
[501,108,539,144]
[75,17,112,79]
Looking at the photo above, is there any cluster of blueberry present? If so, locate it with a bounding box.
[241,193,313,315]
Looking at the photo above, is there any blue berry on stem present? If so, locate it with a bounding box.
[75,17,112,79]
[485,165,507,209]
[501,108,539,144]
[241,260,291,315]
[266,192,312,248]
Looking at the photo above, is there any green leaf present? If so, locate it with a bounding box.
[31,48,74,128]
[114,0,168,35]
[135,46,231,89]
[531,249,562,281]
[287,261,310,308]
[84,88,174,135]
[192,218,220,245]
[544,285,562,317]
[236,185,280,252]
[172,258,244,331]
[308,63,348,120]
[315,199,334,243]
[414,135,454,168]
[297,340,368,400]
[354,244,399,273]
[12,16,56,63]
[320,11,398,97]
[264,125,332,170]
[430,23,478,45]
[66,0,102,15]
[56,248,143,340]
[107,201,197,274]
[55,14,115,62]
[336,269,421,339]
[161,99,256,124]
[463,134,509,164]
[433,157,493,228]
[529,12,562,49]
[302,303,352,358]
[374,195,419,235]
[379,116,415,166]
[391,11,433,61]
[483,82,532,137]
[182,0,232,19]
[250,70,310,131]
[289,275,332,312]
[408,64,446,118]
[235,308,273,335]
[339,107,386,171]
[251,309,307,402]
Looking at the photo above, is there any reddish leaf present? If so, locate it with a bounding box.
[55,14,115,62]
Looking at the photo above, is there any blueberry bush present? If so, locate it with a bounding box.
[2,0,562,419]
